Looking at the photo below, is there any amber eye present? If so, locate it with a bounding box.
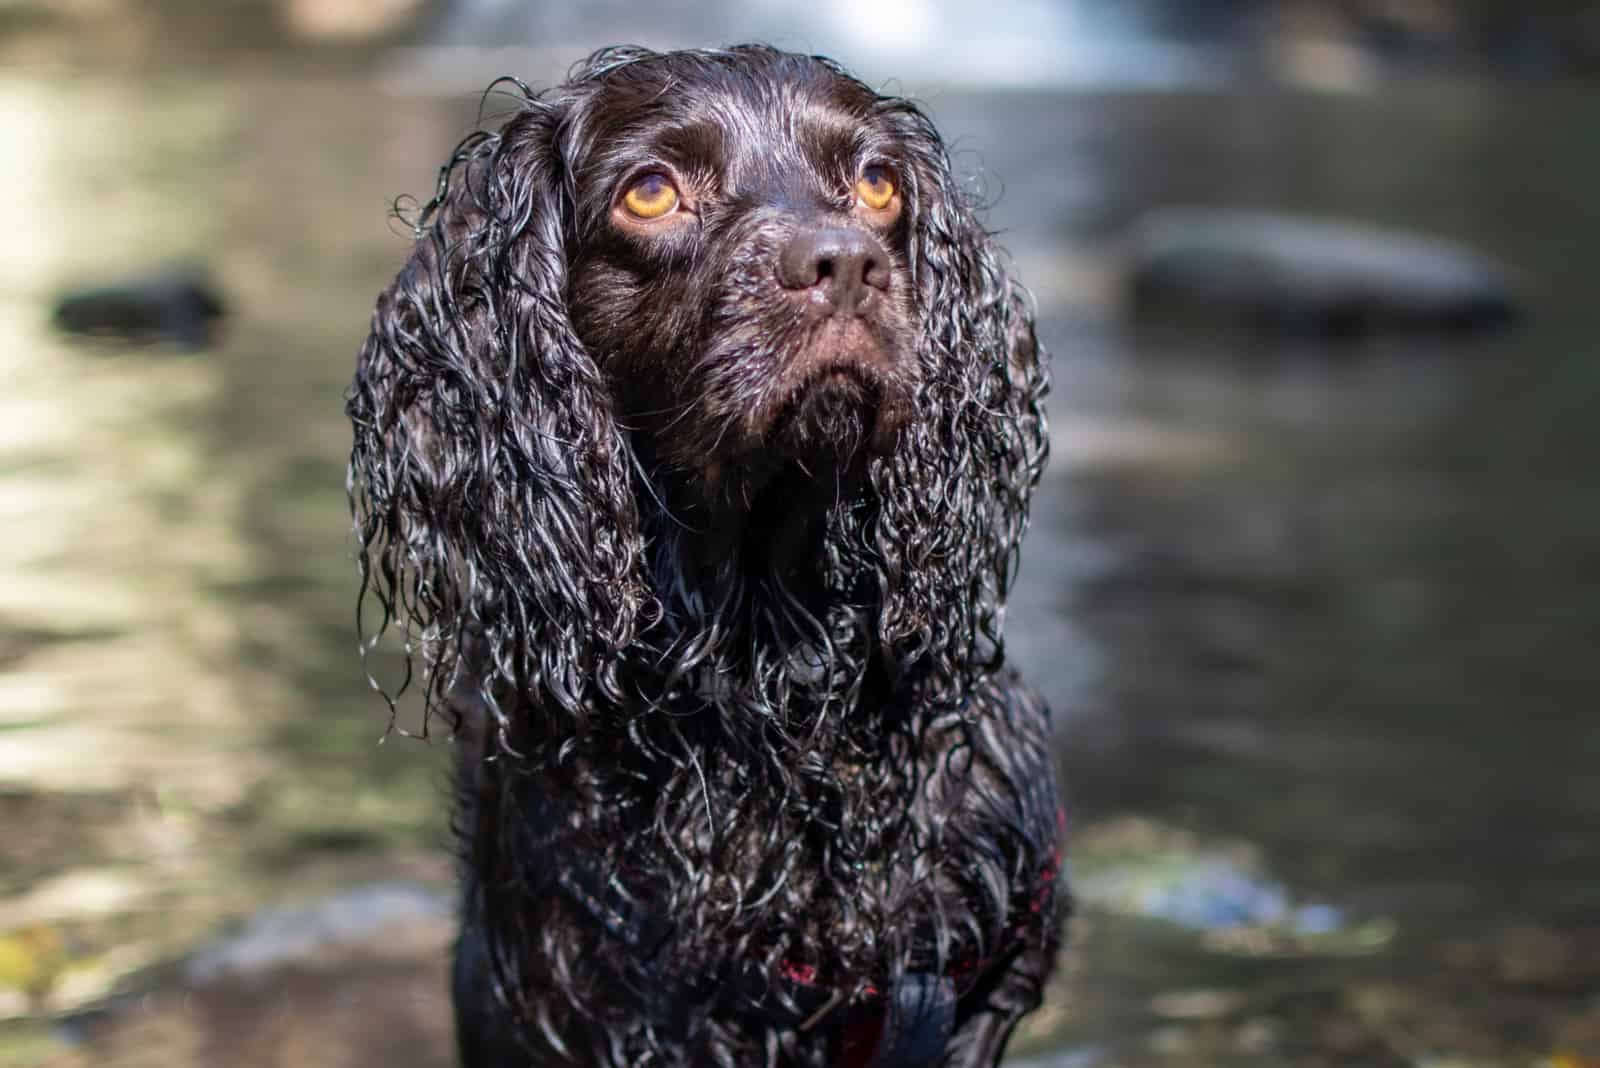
[856,165,896,211]
[621,173,680,220]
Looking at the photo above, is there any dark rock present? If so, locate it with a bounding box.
[52,267,226,349]
[1123,208,1522,339]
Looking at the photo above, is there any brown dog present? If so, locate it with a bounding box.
[347,44,1064,1068]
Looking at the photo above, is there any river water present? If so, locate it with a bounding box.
[0,59,1596,1068]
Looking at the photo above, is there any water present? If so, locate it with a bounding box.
[983,87,1600,1064]
[423,0,1248,89]
[1,60,1597,1068]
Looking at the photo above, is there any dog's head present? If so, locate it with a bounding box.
[348,46,1048,737]
[561,50,921,498]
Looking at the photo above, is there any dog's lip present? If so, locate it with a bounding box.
[719,311,908,455]
[783,318,893,382]
[794,359,877,388]
[766,359,880,426]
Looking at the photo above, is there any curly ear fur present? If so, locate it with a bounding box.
[347,86,651,744]
[861,100,1051,701]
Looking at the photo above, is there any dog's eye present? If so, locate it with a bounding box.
[856,166,896,211]
[622,173,681,220]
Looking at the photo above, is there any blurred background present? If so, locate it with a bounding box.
[2,1,1598,1065]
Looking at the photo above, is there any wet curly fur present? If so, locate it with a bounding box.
[347,44,1064,1068]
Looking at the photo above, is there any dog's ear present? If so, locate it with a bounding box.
[867,101,1050,697]
[347,97,647,744]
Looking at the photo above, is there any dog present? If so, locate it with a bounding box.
[346,44,1063,1068]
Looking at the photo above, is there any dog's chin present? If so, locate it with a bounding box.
[770,368,880,461]
[678,323,913,513]
[765,325,910,461]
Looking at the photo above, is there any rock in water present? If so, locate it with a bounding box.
[52,266,226,349]
[1124,208,1521,338]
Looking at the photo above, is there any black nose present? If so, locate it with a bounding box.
[778,226,891,315]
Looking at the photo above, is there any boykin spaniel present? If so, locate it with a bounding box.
[347,44,1064,1068]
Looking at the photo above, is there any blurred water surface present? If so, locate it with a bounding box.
[0,53,1597,1068]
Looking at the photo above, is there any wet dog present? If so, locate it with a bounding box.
[347,44,1063,1068]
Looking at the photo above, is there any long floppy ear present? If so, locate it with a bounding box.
[346,92,647,745]
[869,101,1050,700]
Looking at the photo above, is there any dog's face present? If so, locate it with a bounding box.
[350,45,1049,732]
[562,59,921,500]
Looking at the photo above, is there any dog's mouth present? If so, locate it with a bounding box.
[764,361,907,463]
[755,320,910,456]
[771,361,874,425]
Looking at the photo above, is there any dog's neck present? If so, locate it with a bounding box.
[641,442,871,590]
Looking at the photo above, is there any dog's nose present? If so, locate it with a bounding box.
[778,226,891,315]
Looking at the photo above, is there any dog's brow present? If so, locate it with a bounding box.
[650,119,726,168]
[796,100,871,169]
[708,99,875,203]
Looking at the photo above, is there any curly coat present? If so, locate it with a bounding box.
[347,44,1064,1068]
